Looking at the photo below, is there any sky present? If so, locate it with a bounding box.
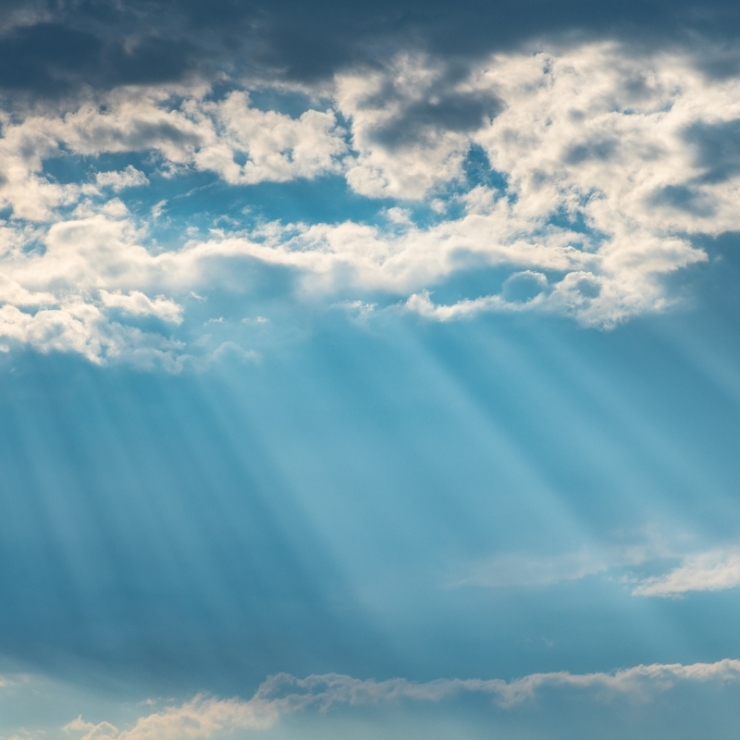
[2,0,740,738]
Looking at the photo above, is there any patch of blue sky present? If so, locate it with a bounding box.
[545,202,609,245]
[246,87,333,118]
[41,150,145,186]
[3,283,740,734]
[4,79,739,740]
[462,143,509,193]
[39,141,515,241]
[42,150,405,239]
[0,354,382,692]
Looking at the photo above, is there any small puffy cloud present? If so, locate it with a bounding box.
[95,166,149,191]
[63,694,276,740]
[196,92,347,184]
[99,290,183,324]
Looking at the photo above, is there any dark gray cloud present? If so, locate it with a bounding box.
[74,119,203,152]
[370,89,503,149]
[1,0,740,96]
[0,21,198,95]
[685,119,740,183]
[564,138,618,165]
[649,184,716,217]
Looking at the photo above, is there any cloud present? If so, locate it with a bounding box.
[0,85,347,222]
[449,530,680,589]
[336,55,502,198]
[63,659,740,739]
[62,696,276,740]
[99,290,183,323]
[451,536,740,599]
[4,0,740,101]
[451,548,612,588]
[195,92,347,185]
[633,548,740,597]
[0,20,200,96]
[4,42,740,363]
[95,167,149,192]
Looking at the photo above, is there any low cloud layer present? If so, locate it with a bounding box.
[62,659,740,740]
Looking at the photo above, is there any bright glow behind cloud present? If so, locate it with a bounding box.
[1,42,740,364]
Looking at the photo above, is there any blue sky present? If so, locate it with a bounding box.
[1,2,740,738]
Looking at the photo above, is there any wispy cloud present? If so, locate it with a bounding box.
[632,548,740,597]
[95,167,150,192]
[453,538,740,599]
[451,531,676,590]
[450,548,612,588]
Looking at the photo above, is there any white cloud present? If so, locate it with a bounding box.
[633,548,740,597]
[63,659,740,739]
[62,695,276,740]
[0,85,346,223]
[195,92,347,185]
[99,290,183,323]
[450,531,678,590]
[332,43,740,324]
[95,166,149,192]
[451,537,740,599]
[336,55,487,198]
[3,42,740,362]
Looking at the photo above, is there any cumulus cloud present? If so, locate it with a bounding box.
[63,659,740,739]
[99,290,183,323]
[336,55,501,198]
[0,85,346,221]
[95,166,149,192]
[63,695,276,740]
[3,42,740,363]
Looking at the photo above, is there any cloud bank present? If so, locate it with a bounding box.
[63,659,740,740]
[2,42,740,365]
